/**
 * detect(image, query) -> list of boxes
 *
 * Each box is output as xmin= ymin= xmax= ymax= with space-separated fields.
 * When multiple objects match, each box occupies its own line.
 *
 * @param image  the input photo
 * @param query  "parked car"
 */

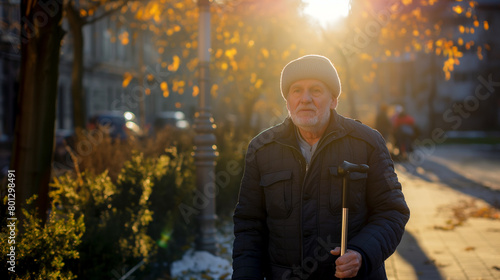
xmin=153 ymin=111 xmax=190 ymax=132
xmin=88 ymin=111 xmax=143 ymax=139
xmin=53 ymin=128 xmax=75 ymax=166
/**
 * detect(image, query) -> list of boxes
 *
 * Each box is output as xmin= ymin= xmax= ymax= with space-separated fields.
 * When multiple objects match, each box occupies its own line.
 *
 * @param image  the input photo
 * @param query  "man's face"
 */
xmin=286 ymin=79 xmax=338 ymax=130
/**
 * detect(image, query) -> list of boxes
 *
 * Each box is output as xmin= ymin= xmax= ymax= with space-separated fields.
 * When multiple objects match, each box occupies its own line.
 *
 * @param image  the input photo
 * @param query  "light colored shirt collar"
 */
xmin=296 ymin=128 xmax=319 ymax=168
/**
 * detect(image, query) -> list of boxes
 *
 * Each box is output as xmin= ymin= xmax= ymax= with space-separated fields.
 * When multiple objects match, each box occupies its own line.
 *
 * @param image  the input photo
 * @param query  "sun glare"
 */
xmin=302 ymin=0 xmax=350 ymax=27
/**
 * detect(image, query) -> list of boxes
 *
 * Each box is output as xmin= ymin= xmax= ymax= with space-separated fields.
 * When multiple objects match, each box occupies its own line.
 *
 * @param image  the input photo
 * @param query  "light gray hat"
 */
xmin=280 ymin=54 xmax=341 ymax=99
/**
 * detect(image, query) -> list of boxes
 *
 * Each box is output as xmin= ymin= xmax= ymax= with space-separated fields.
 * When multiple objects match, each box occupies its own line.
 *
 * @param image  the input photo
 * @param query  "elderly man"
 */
xmin=232 ymin=55 xmax=410 ymax=280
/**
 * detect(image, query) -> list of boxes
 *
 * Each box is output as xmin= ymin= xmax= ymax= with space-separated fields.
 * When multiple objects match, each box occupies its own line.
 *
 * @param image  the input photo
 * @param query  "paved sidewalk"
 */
xmin=386 ymin=163 xmax=500 ymax=280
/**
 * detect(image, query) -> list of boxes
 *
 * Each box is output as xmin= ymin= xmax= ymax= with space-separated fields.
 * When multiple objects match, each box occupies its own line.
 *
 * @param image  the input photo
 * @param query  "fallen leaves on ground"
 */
xmin=434 ymin=199 xmax=500 ymax=231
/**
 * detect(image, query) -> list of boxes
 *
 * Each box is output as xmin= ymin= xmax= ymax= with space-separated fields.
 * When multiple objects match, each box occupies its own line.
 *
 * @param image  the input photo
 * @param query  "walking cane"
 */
xmin=337 ymin=161 xmax=369 ymax=256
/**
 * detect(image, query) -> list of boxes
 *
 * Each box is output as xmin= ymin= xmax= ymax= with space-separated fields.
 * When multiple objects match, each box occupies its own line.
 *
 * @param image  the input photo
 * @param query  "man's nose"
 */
xmin=300 ymin=91 xmax=313 ymax=103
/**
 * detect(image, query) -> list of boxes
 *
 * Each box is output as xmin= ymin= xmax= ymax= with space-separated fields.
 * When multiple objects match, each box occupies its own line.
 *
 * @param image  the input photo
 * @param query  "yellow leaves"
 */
xmin=187 ymin=58 xmax=198 ymax=72
xmin=458 ymin=37 xmax=464 ymax=45
xmin=435 ymin=39 xmax=443 ymax=47
xmin=261 ymin=48 xmax=269 ymax=58
xmin=230 ymin=61 xmax=238 ymax=71
xmin=192 ymin=85 xmax=199 ymax=97
xmin=160 ymin=81 xmax=168 ymax=91
xmin=402 ymin=0 xmax=413 ymax=5
xmin=248 ymin=40 xmax=255 ymax=47
xmin=413 ymin=30 xmax=419 ymax=37
xmin=161 ymin=82 xmax=169 ymax=97
xmin=122 ymin=72 xmax=133 ymax=88
xmin=412 ymin=7 xmax=421 ymax=19
xmin=473 ymin=20 xmax=479 ymax=27
xmin=230 ymin=31 xmax=240 ymax=44
xmin=225 ymin=48 xmax=237 ymax=60
xmin=250 ymin=73 xmax=257 ymax=83
xmin=360 ymin=53 xmax=373 ymax=60
xmin=119 ymin=31 xmax=129 ymax=45
xmin=172 ymin=80 xmax=185 ymax=94
xmin=477 ymin=46 xmax=483 ymax=60
xmin=168 ymin=55 xmax=180 ymax=72
xmin=175 ymin=2 xmax=184 ymax=9
xmin=484 ymin=21 xmax=489 ymax=30
xmin=282 ymin=50 xmax=290 ymax=60
xmin=251 ymin=73 xmax=264 ymax=89
xmin=459 ymin=25 xmax=465 ymax=33
xmin=254 ymin=79 xmax=263 ymax=89
xmin=215 ymin=49 xmax=223 ymax=58
xmin=385 ymin=50 xmax=391 ymax=56
xmin=211 ymin=84 xmax=218 ymax=98
xmin=442 ymin=58 xmax=456 ymax=80
xmin=452 ymin=5 xmax=463 ymax=14
xmin=166 ymin=27 xmax=177 ymax=36
xmin=465 ymin=40 xmax=474 ymax=50
xmin=426 ymin=40 xmax=434 ymax=51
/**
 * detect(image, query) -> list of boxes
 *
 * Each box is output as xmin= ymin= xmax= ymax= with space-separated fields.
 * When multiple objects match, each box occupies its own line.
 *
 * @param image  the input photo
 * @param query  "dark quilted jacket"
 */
xmin=232 ymin=110 xmax=410 ymax=280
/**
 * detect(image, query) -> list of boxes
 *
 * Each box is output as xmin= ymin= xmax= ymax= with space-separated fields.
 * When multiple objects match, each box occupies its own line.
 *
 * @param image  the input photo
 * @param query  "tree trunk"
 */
xmin=66 ymin=2 xmax=86 ymax=130
xmin=12 ymin=0 xmax=64 ymax=223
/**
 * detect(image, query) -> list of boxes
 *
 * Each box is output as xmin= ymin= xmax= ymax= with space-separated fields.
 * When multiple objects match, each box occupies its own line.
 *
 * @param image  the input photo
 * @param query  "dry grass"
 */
xmin=59 ymin=126 xmax=193 ymax=182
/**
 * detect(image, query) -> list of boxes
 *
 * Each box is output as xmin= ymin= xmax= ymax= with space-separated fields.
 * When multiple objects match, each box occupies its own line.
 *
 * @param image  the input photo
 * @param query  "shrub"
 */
xmin=51 ymin=149 xmax=195 ymax=279
xmin=0 ymin=195 xmax=84 ymax=280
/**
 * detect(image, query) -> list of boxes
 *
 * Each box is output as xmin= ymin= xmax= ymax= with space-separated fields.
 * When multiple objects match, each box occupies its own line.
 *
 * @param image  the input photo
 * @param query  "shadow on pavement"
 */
xmin=396 ymin=230 xmax=443 ymax=280
xmin=398 ymin=158 xmax=500 ymax=207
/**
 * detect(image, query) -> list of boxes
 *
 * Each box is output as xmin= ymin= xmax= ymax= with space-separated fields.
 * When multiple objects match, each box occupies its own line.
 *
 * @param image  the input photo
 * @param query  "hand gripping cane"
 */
xmin=337 ymin=161 xmax=369 ymax=256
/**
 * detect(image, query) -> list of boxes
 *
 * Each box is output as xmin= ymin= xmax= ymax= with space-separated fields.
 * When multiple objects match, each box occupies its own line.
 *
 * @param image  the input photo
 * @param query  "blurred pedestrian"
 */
xmin=375 ymin=103 xmax=391 ymax=141
xmin=393 ymin=109 xmax=416 ymax=160
xmin=232 ymin=55 xmax=410 ymax=280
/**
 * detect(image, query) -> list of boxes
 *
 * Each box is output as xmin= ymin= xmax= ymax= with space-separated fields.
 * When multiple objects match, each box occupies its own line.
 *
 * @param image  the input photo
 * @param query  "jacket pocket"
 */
xmin=260 ymin=170 xmax=293 ymax=219
xmin=329 ymin=167 xmax=368 ymax=214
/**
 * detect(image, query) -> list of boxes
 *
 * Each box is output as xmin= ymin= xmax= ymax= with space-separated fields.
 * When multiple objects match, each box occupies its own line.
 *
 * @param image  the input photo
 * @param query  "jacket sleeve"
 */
xmin=348 ymin=132 xmax=410 ymax=276
xmin=232 ymin=143 xmax=268 ymax=280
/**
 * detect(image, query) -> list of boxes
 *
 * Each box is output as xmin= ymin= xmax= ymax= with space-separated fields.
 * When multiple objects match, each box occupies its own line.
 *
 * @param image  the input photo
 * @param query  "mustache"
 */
xmin=295 ymin=106 xmax=317 ymax=112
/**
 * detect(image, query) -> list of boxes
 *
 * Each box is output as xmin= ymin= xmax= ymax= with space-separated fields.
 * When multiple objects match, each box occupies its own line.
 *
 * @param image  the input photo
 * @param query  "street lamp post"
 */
xmin=194 ymin=0 xmax=218 ymax=254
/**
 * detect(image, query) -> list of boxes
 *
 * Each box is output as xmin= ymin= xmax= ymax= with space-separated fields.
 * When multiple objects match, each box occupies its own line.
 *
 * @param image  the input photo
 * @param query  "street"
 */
xmin=386 ymin=144 xmax=500 ymax=280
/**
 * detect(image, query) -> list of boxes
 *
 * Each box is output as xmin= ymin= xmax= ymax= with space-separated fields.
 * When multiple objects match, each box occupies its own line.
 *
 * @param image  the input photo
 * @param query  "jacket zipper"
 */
xmin=276 ymin=130 xmax=338 ymax=273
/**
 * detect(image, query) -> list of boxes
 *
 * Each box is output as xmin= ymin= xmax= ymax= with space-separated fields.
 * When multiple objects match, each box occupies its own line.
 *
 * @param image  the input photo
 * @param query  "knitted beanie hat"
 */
xmin=280 ymin=54 xmax=341 ymax=100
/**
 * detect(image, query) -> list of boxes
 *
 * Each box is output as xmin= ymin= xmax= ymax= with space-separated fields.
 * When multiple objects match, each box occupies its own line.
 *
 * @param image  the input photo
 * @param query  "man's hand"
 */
xmin=330 ymin=247 xmax=362 ymax=278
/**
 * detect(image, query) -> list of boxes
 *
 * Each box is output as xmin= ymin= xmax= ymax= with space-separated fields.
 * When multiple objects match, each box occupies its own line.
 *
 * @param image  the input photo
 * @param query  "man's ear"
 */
xmin=330 ymin=97 xmax=338 ymax=110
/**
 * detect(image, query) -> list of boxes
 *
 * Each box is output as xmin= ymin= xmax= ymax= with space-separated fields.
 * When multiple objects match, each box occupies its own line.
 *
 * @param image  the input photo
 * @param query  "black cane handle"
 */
xmin=337 ymin=161 xmax=369 ymax=176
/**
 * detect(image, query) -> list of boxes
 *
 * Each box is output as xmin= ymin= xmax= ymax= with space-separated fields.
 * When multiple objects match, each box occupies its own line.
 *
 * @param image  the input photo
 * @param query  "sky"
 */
xmin=302 ymin=0 xmax=350 ymax=27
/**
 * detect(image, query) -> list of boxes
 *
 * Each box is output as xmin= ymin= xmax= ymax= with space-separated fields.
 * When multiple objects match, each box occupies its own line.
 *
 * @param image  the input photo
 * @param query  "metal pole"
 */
xmin=194 ymin=0 xmax=218 ymax=254
xmin=341 ymin=175 xmax=348 ymax=256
